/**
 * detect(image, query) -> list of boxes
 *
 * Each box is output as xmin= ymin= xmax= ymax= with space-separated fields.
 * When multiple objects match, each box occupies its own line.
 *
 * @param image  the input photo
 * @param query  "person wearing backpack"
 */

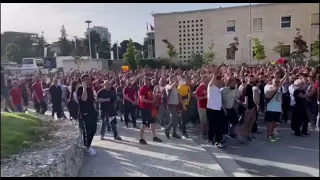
xmin=153 ymin=77 xmax=169 ymax=130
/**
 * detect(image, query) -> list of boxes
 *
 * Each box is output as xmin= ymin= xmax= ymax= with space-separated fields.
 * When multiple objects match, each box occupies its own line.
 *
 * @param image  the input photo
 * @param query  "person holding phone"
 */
xmin=77 ymin=74 xmax=99 ymax=156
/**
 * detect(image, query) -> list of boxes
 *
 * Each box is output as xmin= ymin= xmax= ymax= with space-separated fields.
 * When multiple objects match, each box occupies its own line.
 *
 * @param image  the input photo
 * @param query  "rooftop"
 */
xmin=152 ymin=3 xmax=297 ymax=17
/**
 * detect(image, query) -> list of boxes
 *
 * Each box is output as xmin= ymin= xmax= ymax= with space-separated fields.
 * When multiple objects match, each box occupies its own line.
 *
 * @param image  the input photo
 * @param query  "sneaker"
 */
xmin=86 ymin=147 xmax=97 ymax=156
xmin=100 ymin=136 xmax=106 ymax=140
xmin=114 ymin=136 xmax=122 ymax=140
xmin=301 ymin=133 xmax=310 ymax=136
xmin=206 ymin=140 xmax=214 ymax=145
xmin=272 ymin=134 xmax=280 ymax=140
xmin=267 ymin=136 xmax=276 ymax=143
xmin=107 ymin=126 xmax=111 ymax=132
xmin=249 ymin=134 xmax=256 ymax=139
xmin=153 ymin=137 xmax=163 ymax=142
xmin=182 ymin=133 xmax=189 ymax=139
xmin=125 ymin=125 xmax=129 ymax=128
xmin=215 ymin=142 xmax=224 ymax=148
xmin=160 ymin=127 xmax=166 ymax=131
xmin=139 ymin=139 xmax=147 ymax=145
xmin=172 ymin=133 xmax=181 ymax=139
xmin=120 ymin=118 xmax=124 ymax=122
xmin=133 ymin=126 xmax=140 ymax=129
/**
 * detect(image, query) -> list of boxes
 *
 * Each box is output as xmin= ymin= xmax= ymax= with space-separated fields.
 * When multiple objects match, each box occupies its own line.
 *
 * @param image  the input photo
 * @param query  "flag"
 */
xmin=150 ymin=24 xmax=154 ymax=31
xmin=146 ymin=22 xmax=149 ymax=32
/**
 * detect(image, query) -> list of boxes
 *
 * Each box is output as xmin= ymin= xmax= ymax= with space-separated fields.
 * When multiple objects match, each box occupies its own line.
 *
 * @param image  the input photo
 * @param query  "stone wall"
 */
xmin=1 ymin=113 xmax=84 ymax=177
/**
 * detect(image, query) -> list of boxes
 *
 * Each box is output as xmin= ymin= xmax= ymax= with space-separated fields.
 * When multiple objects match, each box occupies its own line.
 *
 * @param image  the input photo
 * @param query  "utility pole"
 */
xmin=116 ymin=41 xmax=119 ymax=60
xmin=73 ymin=36 xmax=77 ymax=54
xmin=85 ymin=20 xmax=92 ymax=61
xmin=42 ymin=31 xmax=45 ymax=57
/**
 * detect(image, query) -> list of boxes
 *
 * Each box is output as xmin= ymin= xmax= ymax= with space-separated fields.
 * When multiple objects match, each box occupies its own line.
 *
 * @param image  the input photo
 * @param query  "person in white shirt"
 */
xmin=206 ymin=65 xmax=224 ymax=148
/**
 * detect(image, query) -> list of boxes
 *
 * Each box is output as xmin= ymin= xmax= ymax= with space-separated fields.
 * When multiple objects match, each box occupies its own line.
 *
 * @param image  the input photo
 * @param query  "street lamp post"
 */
xmin=116 ymin=41 xmax=119 ymax=60
xmin=73 ymin=36 xmax=77 ymax=54
xmin=41 ymin=31 xmax=45 ymax=57
xmin=248 ymin=3 xmax=252 ymax=67
xmin=85 ymin=20 xmax=92 ymax=60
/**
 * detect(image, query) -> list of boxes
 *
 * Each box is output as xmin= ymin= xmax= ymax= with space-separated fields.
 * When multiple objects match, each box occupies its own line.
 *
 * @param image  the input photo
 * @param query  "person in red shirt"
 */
xmin=123 ymin=79 xmax=138 ymax=128
xmin=194 ymin=75 xmax=209 ymax=139
xmin=32 ymin=76 xmax=47 ymax=114
xmin=138 ymin=77 xmax=162 ymax=144
xmin=9 ymin=80 xmax=24 ymax=112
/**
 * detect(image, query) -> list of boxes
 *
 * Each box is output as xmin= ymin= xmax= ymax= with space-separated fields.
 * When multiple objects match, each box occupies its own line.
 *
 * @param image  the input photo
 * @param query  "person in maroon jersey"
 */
xmin=32 ymin=76 xmax=47 ymax=114
xmin=123 ymin=79 xmax=138 ymax=128
xmin=138 ymin=77 xmax=162 ymax=144
xmin=9 ymin=80 xmax=24 ymax=112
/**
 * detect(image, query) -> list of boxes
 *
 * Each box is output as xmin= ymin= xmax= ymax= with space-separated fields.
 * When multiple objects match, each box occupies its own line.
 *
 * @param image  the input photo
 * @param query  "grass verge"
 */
xmin=1 ymin=112 xmax=51 ymax=158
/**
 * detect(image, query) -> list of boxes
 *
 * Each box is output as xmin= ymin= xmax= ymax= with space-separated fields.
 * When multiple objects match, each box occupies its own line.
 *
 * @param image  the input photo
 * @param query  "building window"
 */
xmin=188 ymin=47 xmax=190 ymax=49
xmin=200 ymin=19 xmax=203 ymax=22
xmin=200 ymin=33 xmax=203 ymax=36
xmin=188 ymin=43 xmax=190 ymax=45
xmin=183 ymin=21 xmax=185 ymax=23
xmin=196 ymin=20 xmax=198 ymax=22
xmin=183 ymin=30 xmax=185 ymax=32
xmin=183 ymin=25 xmax=185 ymax=28
xmin=253 ymin=18 xmax=262 ymax=31
xmin=187 ymin=25 xmax=190 ymax=28
xmin=179 ymin=21 xmax=181 ymax=24
xmin=227 ymin=20 xmax=236 ymax=32
xmin=184 ymin=56 xmax=186 ymax=58
xmin=196 ymin=47 xmax=198 ymax=49
xmin=192 ymin=34 xmax=194 ymax=36
xmin=184 ymin=47 xmax=186 ymax=50
xmin=226 ymin=48 xmax=235 ymax=60
xmin=179 ymin=56 xmax=182 ymax=59
xmin=179 ymin=34 xmax=181 ymax=37
xmin=196 ymin=38 xmax=198 ymax=40
xmin=187 ymin=20 xmax=190 ymax=23
xmin=183 ymin=39 xmax=186 ymax=41
xmin=192 ymin=29 xmax=194 ymax=32
xmin=179 ymin=30 xmax=181 ymax=33
xmin=188 ymin=34 xmax=190 ymax=36
xmin=188 ymin=51 xmax=190 ymax=54
xmin=196 ymin=24 xmax=198 ymax=27
xmin=179 ymin=39 xmax=181 ymax=41
xmin=179 ymin=43 xmax=181 ymax=46
xmin=200 ymin=42 xmax=203 ymax=44
xmin=192 ymin=42 xmax=194 ymax=45
xmin=311 ymin=13 xmax=319 ymax=27
xmin=184 ymin=43 xmax=186 ymax=45
xmin=196 ymin=29 xmax=198 ymax=31
xmin=187 ymin=38 xmax=190 ymax=41
xmin=200 ymin=28 xmax=203 ymax=31
xmin=196 ymin=42 xmax=198 ymax=45
xmin=200 ymin=24 xmax=203 ymax=26
xmin=192 ymin=20 xmax=194 ymax=23
xmin=192 ymin=25 xmax=194 ymax=27
xmin=183 ymin=34 xmax=186 ymax=37
xmin=179 ymin=26 xmax=181 ymax=28
xmin=281 ymin=45 xmax=291 ymax=57
xmin=281 ymin=15 xmax=291 ymax=28
xmin=200 ymin=37 xmax=203 ymax=40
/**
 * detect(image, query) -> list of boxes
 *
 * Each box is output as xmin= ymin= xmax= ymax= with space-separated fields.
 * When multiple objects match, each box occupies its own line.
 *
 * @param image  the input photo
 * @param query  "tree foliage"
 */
xmin=123 ymin=39 xmax=137 ymax=70
xmin=272 ymin=42 xmax=290 ymax=57
xmin=252 ymin=37 xmax=266 ymax=61
xmin=162 ymin=39 xmax=178 ymax=68
xmin=203 ymin=40 xmax=216 ymax=65
xmin=290 ymin=28 xmax=309 ymax=63
xmin=226 ymin=37 xmax=239 ymax=60
xmin=311 ymin=35 xmax=319 ymax=57
xmin=84 ymin=30 xmax=101 ymax=58
xmin=97 ymin=38 xmax=111 ymax=59
xmin=190 ymin=52 xmax=204 ymax=69
xmin=58 ymin=25 xmax=72 ymax=56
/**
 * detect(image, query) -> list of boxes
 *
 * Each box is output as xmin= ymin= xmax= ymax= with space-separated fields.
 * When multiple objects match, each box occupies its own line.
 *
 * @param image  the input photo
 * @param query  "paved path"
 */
xmin=26 ymin=106 xmax=319 ymax=177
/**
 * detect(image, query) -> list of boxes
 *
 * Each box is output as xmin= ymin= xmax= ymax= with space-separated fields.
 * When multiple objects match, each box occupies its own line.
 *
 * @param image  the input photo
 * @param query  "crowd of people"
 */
xmin=1 ymin=62 xmax=319 ymax=156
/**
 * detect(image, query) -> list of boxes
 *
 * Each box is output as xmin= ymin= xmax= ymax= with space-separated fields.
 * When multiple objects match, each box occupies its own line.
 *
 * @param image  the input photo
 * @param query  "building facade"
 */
xmin=88 ymin=26 xmax=112 ymax=43
xmin=153 ymin=3 xmax=319 ymax=64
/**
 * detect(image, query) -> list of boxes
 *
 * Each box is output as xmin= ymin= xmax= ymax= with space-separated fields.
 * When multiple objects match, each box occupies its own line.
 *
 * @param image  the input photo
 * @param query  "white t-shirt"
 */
xmin=207 ymin=85 xmax=222 ymax=110
xmin=288 ymin=84 xmax=296 ymax=106
xmin=264 ymin=84 xmax=272 ymax=94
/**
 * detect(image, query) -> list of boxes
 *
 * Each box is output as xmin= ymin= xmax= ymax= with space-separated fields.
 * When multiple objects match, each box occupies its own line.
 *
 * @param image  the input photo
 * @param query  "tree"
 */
xmin=290 ymin=28 xmax=309 ymax=64
xmin=119 ymin=40 xmax=130 ymax=59
xmin=5 ymin=43 xmax=20 ymax=62
xmin=111 ymin=43 xmax=120 ymax=60
xmin=84 ymin=30 xmax=101 ymax=58
xmin=58 ymin=25 xmax=72 ymax=56
xmin=252 ymin=37 xmax=266 ymax=64
xmin=190 ymin=51 xmax=203 ymax=69
xmin=226 ymin=37 xmax=239 ymax=60
xmin=98 ymin=38 xmax=111 ymax=59
xmin=203 ymin=40 xmax=216 ymax=65
xmin=272 ymin=42 xmax=290 ymax=58
xmin=162 ymin=39 xmax=178 ymax=68
xmin=123 ymin=39 xmax=137 ymax=70
xmin=74 ymin=38 xmax=84 ymax=56
xmin=311 ymin=35 xmax=319 ymax=57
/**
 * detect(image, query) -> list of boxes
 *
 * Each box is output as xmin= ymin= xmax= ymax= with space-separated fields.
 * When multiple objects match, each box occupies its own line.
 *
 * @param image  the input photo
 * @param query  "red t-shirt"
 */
xmin=314 ymin=81 xmax=319 ymax=99
xmin=138 ymin=85 xmax=153 ymax=109
xmin=32 ymin=82 xmax=44 ymax=101
xmin=9 ymin=88 xmax=22 ymax=106
xmin=123 ymin=86 xmax=136 ymax=103
xmin=195 ymin=83 xmax=207 ymax=109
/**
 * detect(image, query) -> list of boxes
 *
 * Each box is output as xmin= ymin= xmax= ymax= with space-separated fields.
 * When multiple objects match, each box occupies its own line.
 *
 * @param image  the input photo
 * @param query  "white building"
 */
xmin=88 ymin=26 xmax=111 ymax=43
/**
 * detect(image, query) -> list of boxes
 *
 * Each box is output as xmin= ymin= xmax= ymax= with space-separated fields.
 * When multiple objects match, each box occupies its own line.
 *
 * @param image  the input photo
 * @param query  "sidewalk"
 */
xmin=79 ymin=121 xmax=227 ymax=177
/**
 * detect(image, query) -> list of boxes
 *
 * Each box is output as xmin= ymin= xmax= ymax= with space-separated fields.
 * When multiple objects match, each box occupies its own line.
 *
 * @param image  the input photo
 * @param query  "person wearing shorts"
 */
xmin=138 ymin=77 xmax=162 ymax=144
xmin=194 ymin=76 xmax=209 ymax=139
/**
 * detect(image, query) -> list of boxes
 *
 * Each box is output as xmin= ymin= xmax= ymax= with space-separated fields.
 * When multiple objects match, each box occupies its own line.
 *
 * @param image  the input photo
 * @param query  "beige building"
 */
xmin=153 ymin=3 xmax=319 ymax=65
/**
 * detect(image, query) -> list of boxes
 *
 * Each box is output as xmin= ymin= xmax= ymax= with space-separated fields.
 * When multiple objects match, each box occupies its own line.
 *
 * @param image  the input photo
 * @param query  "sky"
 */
xmin=1 ymin=3 xmax=256 ymax=45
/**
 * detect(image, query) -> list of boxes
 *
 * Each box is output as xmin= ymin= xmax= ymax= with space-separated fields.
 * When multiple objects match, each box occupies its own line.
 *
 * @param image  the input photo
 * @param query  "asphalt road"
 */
xmin=25 ymin=106 xmax=319 ymax=177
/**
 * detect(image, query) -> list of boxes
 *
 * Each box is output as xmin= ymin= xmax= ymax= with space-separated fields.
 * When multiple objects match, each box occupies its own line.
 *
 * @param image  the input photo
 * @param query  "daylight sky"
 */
xmin=1 ymin=3 xmax=258 ymax=44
